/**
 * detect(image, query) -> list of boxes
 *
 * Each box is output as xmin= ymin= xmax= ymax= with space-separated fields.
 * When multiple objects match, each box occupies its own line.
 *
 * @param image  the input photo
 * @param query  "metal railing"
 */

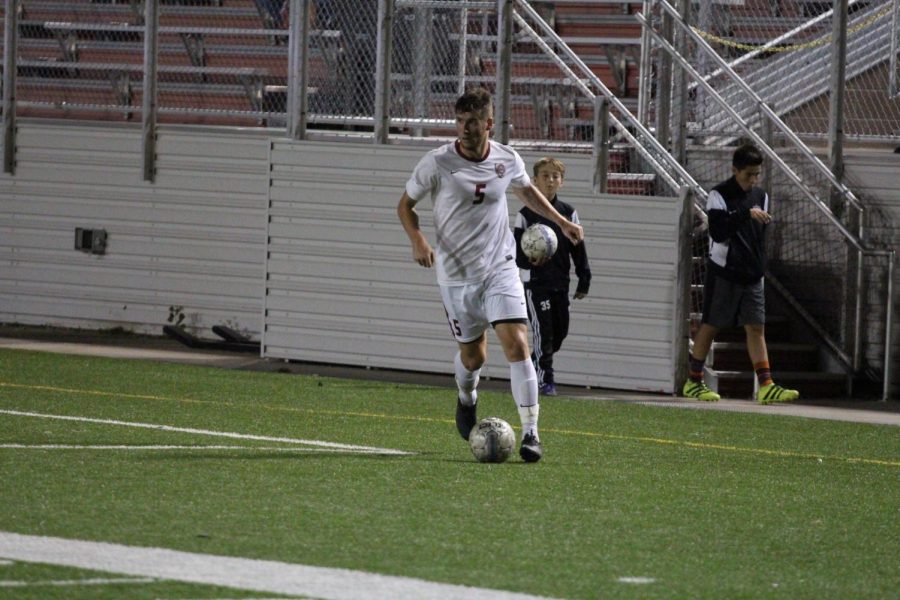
xmin=891 ymin=0 xmax=899 ymax=97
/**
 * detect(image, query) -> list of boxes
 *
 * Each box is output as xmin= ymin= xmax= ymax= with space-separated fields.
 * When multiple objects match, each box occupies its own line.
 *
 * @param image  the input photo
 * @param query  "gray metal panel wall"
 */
xmin=264 ymin=140 xmax=455 ymax=373
xmin=0 ymin=122 xmax=269 ymax=338
xmin=265 ymin=141 xmax=685 ymax=392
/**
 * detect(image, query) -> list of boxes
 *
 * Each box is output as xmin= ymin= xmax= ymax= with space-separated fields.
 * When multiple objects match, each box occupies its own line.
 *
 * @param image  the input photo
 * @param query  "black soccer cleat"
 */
xmin=519 ymin=433 xmax=543 ymax=463
xmin=456 ymin=397 xmax=477 ymax=440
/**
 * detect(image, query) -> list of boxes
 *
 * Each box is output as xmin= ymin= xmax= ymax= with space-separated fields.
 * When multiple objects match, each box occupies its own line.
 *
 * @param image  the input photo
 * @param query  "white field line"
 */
xmin=0 ymin=409 xmax=414 ymax=456
xmin=0 ymin=444 xmax=395 ymax=454
xmin=0 ymin=576 xmax=155 ymax=587
xmin=0 ymin=532 xmax=562 ymax=600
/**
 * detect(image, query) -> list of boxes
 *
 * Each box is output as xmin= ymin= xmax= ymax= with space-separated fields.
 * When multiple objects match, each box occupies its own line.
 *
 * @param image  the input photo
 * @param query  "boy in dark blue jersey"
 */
xmin=514 ymin=157 xmax=591 ymax=396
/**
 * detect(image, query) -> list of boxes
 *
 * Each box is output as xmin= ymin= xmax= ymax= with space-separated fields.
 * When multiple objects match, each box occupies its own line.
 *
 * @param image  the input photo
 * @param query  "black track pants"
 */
xmin=525 ymin=287 xmax=570 ymax=385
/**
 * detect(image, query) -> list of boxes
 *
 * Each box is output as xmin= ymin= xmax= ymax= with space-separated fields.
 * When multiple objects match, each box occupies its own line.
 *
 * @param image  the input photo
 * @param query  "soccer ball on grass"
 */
xmin=520 ymin=223 xmax=558 ymax=262
xmin=468 ymin=417 xmax=516 ymax=463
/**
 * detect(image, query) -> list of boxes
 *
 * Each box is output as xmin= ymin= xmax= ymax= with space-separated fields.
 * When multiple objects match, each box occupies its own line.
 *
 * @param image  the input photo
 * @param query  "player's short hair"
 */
xmin=533 ymin=156 xmax=566 ymax=178
xmin=732 ymin=143 xmax=764 ymax=169
xmin=455 ymin=88 xmax=493 ymax=118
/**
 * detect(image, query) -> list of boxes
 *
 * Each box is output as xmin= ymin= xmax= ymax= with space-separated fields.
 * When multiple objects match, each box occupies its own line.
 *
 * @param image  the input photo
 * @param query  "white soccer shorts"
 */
xmin=439 ymin=261 xmax=527 ymax=343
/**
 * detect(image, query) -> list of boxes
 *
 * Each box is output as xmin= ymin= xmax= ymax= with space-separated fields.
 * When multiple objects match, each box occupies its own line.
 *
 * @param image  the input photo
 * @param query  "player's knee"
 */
xmin=460 ymin=353 xmax=485 ymax=371
xmin=506 ymin=343 xmax=530 ymax=363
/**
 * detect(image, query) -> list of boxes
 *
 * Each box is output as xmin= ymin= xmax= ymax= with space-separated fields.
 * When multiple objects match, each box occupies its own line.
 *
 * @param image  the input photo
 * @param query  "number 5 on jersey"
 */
xmin=473 ymin=183 xmax=486 ymax=205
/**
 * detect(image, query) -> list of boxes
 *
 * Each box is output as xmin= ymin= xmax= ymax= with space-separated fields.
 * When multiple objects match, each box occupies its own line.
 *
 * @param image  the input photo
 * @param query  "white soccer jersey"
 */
xmin=405 ymin=140 xmax=531 ymax=285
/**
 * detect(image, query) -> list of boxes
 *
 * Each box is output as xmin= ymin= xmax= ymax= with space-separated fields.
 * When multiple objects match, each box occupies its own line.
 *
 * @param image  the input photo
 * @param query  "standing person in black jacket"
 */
xmin=514 ymin=157 xmax=591 ymax=396
xmin=683 ymin=143 xmax=799 ymax=404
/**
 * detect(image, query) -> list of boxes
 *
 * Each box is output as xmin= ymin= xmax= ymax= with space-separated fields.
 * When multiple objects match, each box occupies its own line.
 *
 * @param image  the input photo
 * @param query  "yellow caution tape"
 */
xmin=690 ymin=5 xmax=892 ymax=53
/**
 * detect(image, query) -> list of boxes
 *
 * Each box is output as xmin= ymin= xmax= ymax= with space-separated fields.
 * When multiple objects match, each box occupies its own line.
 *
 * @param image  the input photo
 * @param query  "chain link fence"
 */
xmin=308 ymin=0 xmax=377 ymax=124
xmin=384 ymin=1 xmax=471 ymax=136
xmin=5 ymin=1 xmax=644 ymax=141
xmin=6 ymin=1 xmax=896 ymax=142
xmin=3 ymin=0 xmax=671 ymax=193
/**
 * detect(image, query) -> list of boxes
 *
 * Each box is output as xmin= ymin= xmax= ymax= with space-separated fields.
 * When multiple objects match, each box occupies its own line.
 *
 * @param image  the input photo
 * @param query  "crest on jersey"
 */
xmin=495 ymin=163 xmax=506 ymax=178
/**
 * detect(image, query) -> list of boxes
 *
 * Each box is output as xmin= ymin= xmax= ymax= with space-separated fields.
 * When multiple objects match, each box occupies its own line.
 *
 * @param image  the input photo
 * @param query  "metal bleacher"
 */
xmin=549 ymin=0 xmax=642 ymax=95
xmin=12 ymin=0 xmax=648 ymax=154
xmin=14 ymin=0 xmax=301 ymax=125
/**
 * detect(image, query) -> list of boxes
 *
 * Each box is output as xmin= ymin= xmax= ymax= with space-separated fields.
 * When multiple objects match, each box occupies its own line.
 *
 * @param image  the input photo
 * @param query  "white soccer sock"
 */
xmin=518 ymin=404 xmax=540 ymax=441
xmin=509 ymin=358 xmax=539 ymax=439
xmin=454 ymin=351 xmax=480 ymax=406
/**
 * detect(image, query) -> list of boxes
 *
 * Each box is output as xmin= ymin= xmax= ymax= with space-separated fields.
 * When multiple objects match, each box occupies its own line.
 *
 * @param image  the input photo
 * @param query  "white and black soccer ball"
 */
xmin=468 ymin=417 xmax=516 ymax=463
xmin=520 ymin=223 xmax=558 ymax=262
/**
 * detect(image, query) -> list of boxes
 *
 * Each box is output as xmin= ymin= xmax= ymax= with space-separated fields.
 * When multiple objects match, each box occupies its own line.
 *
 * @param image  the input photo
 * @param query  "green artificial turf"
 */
xmin=1 ymin=348 xmax=898 ymax=599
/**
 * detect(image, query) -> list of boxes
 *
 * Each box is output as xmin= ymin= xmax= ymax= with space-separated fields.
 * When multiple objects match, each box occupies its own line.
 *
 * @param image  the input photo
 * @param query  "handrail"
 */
xmin=42 ymin=20 xmax=342 ymax=38
xmin=513 ymin=0 xmax=706 ymax=201
xmin=891 ymin=0 xmax=899 ymax=97
xmin=510 ymin=12 xmax=676 ymax=193
xmin=16 ymin=59 xmax=269 ymax=77
xmin=396 ymin=0 xmax=495 ymax=7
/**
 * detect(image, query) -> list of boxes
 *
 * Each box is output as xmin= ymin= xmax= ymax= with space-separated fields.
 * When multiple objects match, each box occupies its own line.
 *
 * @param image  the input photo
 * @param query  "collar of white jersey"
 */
xmin=454 ymin=139 xmax=491 ymax=163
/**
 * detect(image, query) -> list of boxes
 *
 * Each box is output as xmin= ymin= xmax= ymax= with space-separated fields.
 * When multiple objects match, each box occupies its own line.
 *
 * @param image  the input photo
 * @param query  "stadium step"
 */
xmin=690 ymin=256 xmax=849 ymax=399
xmin=711 ymin=370 xmax=848 ymax=401
xmin=699 ymin=314 xmax=849 ymax=399
xmin=710 ymin=341 xmax=819 ymax=372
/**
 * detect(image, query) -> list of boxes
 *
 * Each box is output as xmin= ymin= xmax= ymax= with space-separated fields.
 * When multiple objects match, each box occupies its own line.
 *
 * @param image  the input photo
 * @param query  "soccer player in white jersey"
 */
xmin=397 ymin=88 xmax=584 ymax=462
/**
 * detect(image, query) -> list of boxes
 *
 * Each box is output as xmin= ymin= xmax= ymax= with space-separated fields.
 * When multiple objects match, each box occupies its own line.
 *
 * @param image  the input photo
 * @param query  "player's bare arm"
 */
xmin=397 ymin=191 xmax=435 ymax=267
xmin=514 ymin=185 xmax=584 ymax=245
